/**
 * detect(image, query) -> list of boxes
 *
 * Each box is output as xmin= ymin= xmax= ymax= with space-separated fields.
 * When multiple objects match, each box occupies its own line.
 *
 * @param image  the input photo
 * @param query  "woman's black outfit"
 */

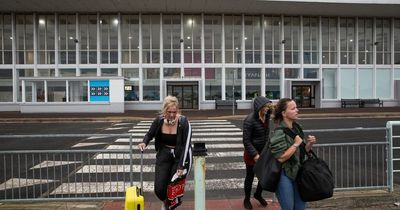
xmin=242 ymin=96 xmax=271 ymax=209
xmin=142 ymin=115 xmax=192 ymax=201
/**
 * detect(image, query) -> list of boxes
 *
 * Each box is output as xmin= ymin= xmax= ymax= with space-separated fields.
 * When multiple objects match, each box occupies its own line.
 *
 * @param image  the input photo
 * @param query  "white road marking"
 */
xmin=72 ymin=142 xmax=108 ymax=148
xmin=30 ymin=161 xmax=83 ymax=169
xmin=0 ymin=178 xmax=58 ymax=190
xmin=94 ymin=151 xmax=243 ymax=160
xmin=106 ymin=144 xmax=243 ymax=150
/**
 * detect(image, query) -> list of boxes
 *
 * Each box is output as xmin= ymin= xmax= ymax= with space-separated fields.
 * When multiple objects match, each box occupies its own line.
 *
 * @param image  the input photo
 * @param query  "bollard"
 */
xmin=193 ymin=142 xmax=207 ymax=210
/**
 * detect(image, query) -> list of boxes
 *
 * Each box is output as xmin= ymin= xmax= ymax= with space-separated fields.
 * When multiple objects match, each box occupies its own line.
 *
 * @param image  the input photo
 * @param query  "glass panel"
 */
xmin=37 ymin=15 xmax=55 ymax=64
xmin=340 ymin=68 xmax=356 ymax=98
xmin=265 ymin=68 xmax=280 ymax=99
xmin=101 ymin=68 xmax=118 ymax=76
xmin=204 ymin=15 xmax=222 ymax=63
xmin=376 ymin=18 xmax=391 ymax=65
xmin=183 ymin=15 xmax=202 ymax=63
xmin=244 ymin=16 xmax=261 ymax=64
xmin=395 ymin=68 xmax=400 ymax=79
xmin=80 ymin=68 xmax=97 ymax=77
xmin=358 ymin=68 xmax=373 ymax=98
xmin=123 ymin=68 xmax=139 ymax=78
xmin=264 ymin=16 xmax=281 ymax=64
xmin=395 ymin=19 xmax=400 ymax=64
xmin=303 ymin=17 xmax=319 ymax=64
xmin=59 ymin=69 xmax=76 ymax=77
xmin=47 ymin=81 xmax=66 ymax=102
xmin=164 ymin=68 xmax=180 ymax=78
xmin=121 ymin=15 xmax=140 ymax=64
xmin=142 ymin=15 xmax=160 ymax=64
xmin=205 ymin=68 xmax=222 ymax=100
xmin=0 ymin=69 xmax=13 ymax=102
xmin=124 ymin=80 xmax=139 ymax=101
xmin=245 ymin=68 xmax=261 ymax=100
xmin=358 ymin=18 xmax=373 ymax=64
xmin=29 ymin=81 xmax=45 ymax=102
xmin=284 ymin=16 xmax=300 ymax=64
xmin=79 ymin=14 xmax=97 ymax=64
xmin=321 ymin=17 xmax=337 ymax=64
xmin=224 ymin=15 xmax=242 ymax=63
xmin=16 ymin=15 xmax=34 ymax=64
xmin=225 ymin=68 xmax=241 ymax=100
xmin=17 ymin=69 xmax=34 ymax=102
xmin=304 ymin=68 xmax=318 ymax=79
xmin=340 ymin=17 xmax=355 ymax=64
xmin=284 ymin=68 xmax=300 ymax=79
xmin=59 ymin=15 xmax=76 ymax=64
xmin=69 ymin=81 xmax=88 ymax=102
xmin=37 ymin=69 xmax=55 ymax=77
xmin=163 ymin=15 xmax=181 ymax=64
xmin=322 ymin=68 xmax=337 ymax=99
xmin=143 ymin=68 xmax=160 ymax=101
xmin=376 ymin=69 xmax=391 ymax=98
xmin=184 ymin=68 xmax=201 ymax=78
xmin=0 ymin=14 xmax=12 ymax=64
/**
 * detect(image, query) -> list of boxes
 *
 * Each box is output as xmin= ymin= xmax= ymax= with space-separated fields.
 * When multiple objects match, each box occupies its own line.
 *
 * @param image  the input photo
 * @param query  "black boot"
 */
xmin=243 ymin=198 xmax=253 ymax=209
xmin=254 ymin=193 xmax=268 ymax=207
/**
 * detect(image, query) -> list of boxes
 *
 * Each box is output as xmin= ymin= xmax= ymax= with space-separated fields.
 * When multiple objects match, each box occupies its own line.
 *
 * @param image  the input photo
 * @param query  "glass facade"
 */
xmin=0 ymin=13 xmax=399 ymax=108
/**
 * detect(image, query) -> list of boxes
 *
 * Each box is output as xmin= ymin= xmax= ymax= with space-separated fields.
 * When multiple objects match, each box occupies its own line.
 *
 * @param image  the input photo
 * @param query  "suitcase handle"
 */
xmin=140 ymin=150 xmax=143 ymax=193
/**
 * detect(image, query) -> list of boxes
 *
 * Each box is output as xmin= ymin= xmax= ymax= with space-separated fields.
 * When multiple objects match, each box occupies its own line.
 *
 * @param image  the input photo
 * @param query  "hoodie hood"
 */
xmin=253 ymin=96 xmax=271 ymax=113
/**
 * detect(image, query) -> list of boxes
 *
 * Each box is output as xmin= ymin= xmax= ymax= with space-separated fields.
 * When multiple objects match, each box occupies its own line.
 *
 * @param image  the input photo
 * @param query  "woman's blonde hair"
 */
xmin=162 ymin=95 xmax=180 ymax=115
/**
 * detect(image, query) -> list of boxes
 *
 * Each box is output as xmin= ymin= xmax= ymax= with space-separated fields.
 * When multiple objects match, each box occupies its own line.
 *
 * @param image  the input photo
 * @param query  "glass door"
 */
xmin=292 ymin=85 xmax=314 ymax=108
xmin=167 ymin=81 xmax=198 ymax=109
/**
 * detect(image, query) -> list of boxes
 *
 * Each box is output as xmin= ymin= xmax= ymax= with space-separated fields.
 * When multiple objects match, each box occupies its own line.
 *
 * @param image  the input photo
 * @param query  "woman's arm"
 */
xmin=305 ymin=135 xmax=317 ymax=152
xmin=277 ymin=135 xmax=303 ymax=163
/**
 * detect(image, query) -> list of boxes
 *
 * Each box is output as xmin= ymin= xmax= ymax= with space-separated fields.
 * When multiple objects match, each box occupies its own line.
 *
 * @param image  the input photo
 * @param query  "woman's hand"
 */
xmin=176 ymin=169 xmax=184 ymax=177
xmin=253 ymin=154 xmax=260 ymax=162
xmin=305 ymin=135 xmax=316 ymax=151
xmin=137 ymin=143 xmax=146 ymax=151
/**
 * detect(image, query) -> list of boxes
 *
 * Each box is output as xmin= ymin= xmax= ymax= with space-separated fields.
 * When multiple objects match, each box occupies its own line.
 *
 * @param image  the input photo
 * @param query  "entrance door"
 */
xmin=292 ymin=85 xmax=315 ymax=108
xmin=167 ymin=82 xmax=198 ymax=109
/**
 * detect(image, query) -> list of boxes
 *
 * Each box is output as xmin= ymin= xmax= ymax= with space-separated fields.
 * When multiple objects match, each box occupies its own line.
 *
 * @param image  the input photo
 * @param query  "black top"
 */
xmin=161 ymin=133 xmax=177 ymax=147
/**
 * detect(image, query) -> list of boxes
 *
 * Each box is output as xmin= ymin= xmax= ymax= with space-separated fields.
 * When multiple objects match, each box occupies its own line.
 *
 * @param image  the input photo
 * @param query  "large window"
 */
xmin=143 ymin=68 xmax=160 ymax=101
xmin=123 ymin=68 xmax=139 ymax=101
xmin=376 ymin=18 xmax=391 ymax=65
xmin=340 ymin=68 xmax=356 ymax=98
xmin=224 ymin=15 xmax=242 ymax=63
xmin=17 ymin=69 xmax=34 ymax=102
xmin=59 ymin=15 xmax=76 ymax=64
xmin=100 ymin=15 xmax=118 ymax=64
xmin=358 ymin=18 xmax=373 ymax=64
xmin=266 ymin=68 xmax=280 ymax=99
xmin=340 ymin=17 xmax=356 ymax=64
xmin=47 ymin=81 xmax=66 ymax=102
xmin=183 ymin=15 xmax=201 ymax=63
xmin=0 ymin=14 xmax=12 ymax=64
xmin=121 ymin=15 xmax=139 ymax=64
xmin=303 ymin=17 xmax=319 ymax=64
xmin=245 ymin=68 xmax=261 ymax=100
xmin=69 ymin=81 xmax=88 ymax=102
xmin=79 ymin=14 xmax=97 ymax=64
xmin=0 ymin=69 xmax=12 ymax=102
xmin=376 ymin=69 xmax=391 ymax=98
xmin=322 ymin=68 xmax=337 ymax=99
xmin=395 ymin=19 xmax=400 ymax=64
xmin=142 ymin=15 xmax=160 ymax=64
xmin=16 ymin=14 xmax=34 ymax=64
xmin=321 ymin=17 xmax=337 ymax=64
xmin=225 ymin=68 xmax=241 ymax=100
xmin=244 ymin=16 xmax=261 ymax=64
xmin=163 ymin=15 xmax=181 ymax=63
xmin=205 ymin=68 xmax=222 ymax=100
xmin=284 ymin=16 xmax=300 ymax=64
xmin=204 ymin=15 xmax=222 ymax=63
xmin=264 ymin=16 xmax=281 ymax=64
xmin=358 ymin=68 xmax=373 ymax=98
xmin=37 ymin=15 xmax=55 ymax=64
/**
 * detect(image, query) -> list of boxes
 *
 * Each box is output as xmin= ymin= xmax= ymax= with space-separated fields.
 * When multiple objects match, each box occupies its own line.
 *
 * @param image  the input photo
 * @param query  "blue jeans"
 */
xmin=275 ymin=171 xmax=305 ymax=210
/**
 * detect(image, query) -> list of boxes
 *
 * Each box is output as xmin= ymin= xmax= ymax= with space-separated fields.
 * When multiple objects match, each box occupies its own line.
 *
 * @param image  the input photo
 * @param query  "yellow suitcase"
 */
xmin=125 ymin=151 xmax=144 ymax=210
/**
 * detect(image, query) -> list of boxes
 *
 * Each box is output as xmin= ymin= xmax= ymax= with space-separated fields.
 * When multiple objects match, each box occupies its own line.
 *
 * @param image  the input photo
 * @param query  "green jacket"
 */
xmin=270 ymin=121 xmax=304 ymax=180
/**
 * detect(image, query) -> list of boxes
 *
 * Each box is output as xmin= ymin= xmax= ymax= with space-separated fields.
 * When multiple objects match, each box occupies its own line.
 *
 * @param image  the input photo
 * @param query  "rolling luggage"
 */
xmin=125 ymin=151 xmax=144 ymax=210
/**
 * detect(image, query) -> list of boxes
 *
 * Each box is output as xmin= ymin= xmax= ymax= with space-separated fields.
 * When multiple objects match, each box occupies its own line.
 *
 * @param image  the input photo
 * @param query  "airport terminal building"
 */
xmin=0 ymin=0 xmax=400 ymax=112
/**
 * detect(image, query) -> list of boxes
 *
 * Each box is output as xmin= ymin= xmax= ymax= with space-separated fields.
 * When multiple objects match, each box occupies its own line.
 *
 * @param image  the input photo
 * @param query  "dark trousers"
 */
xmin=244 ymin=164 xmax=263 ymax=199
xmin=154 ymin=146 xmax=179 ymax=201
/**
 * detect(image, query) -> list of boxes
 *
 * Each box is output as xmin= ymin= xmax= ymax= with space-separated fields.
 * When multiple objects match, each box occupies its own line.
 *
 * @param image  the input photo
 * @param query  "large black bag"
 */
xmin=296 ymin=144 xmax=334 ymax=202
xmin=253 ymin=144 xmax=282 ymax=192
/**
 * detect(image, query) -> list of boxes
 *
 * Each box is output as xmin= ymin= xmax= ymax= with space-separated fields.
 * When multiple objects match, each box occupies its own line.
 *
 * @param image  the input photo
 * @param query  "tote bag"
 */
xmin=296 ymin=144 xmax=334 ymax=202
xmin=253 ymin=144 xmax=281 ymax=192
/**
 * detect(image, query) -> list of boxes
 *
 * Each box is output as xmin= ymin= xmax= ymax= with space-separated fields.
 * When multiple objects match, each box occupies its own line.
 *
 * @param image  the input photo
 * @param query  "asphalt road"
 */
xmin=0 ymin=117 xmax=399 ymax=201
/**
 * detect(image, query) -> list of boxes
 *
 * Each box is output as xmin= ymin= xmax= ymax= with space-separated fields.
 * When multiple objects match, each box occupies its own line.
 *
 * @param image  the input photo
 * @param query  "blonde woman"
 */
xmin=138 ymin=95 xmax=192 ymax=209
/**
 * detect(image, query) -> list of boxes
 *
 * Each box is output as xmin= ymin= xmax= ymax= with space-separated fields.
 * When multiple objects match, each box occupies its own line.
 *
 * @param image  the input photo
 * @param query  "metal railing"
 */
xmin=386 ymin=121 xmax=400 ymax=192
xmin=0 ymin=125 xmax=397 ymax=201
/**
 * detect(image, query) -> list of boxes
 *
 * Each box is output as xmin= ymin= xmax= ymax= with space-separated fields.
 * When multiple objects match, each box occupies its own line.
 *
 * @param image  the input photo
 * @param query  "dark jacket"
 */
xmin=142 ymin=115 xmax=193 ymax=172
xmin=243 ymin=96 xmax=272 ymax=158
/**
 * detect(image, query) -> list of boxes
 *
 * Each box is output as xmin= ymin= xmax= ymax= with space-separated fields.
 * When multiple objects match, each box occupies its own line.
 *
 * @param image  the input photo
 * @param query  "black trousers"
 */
xmin=244 ymin=164 xmax=263 ymax=199
xmin=154 ymin=146 xmax=179 ymax=201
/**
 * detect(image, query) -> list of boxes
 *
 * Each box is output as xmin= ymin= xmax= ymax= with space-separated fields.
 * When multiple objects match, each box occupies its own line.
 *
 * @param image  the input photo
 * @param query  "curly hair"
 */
xmin=273 ymin=98 xmax=293 ymax=124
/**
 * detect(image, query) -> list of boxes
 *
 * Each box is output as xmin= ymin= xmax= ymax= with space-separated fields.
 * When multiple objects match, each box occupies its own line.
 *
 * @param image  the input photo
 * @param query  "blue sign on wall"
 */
xmin=90 ymin=80 xmax=110 ymax=102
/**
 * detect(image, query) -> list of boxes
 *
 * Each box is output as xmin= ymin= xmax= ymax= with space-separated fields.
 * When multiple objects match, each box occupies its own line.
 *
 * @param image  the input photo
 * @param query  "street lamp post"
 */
xmin=232 ymin=70 xmax=236 ymax=116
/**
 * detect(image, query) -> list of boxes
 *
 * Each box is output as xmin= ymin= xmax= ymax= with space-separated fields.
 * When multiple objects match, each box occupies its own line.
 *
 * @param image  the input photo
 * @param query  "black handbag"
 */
xmin=253 ymin=143 xmax=282 ymax=192
xmin=296 ymin=143 xmax=334 ymax=202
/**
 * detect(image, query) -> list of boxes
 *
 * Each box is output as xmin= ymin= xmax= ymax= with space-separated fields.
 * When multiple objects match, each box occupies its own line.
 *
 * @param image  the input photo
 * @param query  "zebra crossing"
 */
xmin=1 ymin=119 xmax=255 ymax=199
